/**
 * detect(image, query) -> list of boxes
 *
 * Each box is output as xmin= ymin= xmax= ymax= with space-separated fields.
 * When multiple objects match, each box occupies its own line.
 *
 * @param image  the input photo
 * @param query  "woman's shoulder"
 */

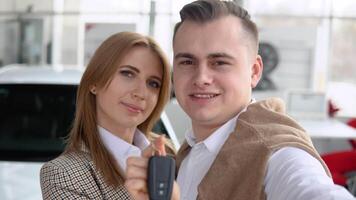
xmin=45 ymin=151 xmax=90 ymax=167
xmin=40 ymin=151 xmax=94 ymax=179
xmin=40 ymin=151 xmax=107 ymax=198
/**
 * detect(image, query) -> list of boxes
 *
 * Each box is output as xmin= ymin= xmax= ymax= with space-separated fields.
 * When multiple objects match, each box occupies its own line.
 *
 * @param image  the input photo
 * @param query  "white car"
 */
xmin=0 ymin=64 xmax=179 ymax=200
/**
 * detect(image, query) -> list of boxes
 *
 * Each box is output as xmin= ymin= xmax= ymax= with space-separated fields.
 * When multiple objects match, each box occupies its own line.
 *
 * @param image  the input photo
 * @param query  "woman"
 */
xmin=40 ymin=32 xmax=171 ymax=199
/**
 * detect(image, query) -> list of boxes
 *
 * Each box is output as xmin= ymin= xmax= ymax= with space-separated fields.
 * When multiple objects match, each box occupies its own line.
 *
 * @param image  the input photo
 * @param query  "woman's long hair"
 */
xmin=65 ymin=32 xmax=171 ymax=186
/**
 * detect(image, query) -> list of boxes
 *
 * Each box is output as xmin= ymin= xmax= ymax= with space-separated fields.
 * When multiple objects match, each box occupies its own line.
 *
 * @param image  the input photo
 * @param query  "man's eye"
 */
xmin=120 ymin=70 xmax=135 ymax=78
xmin=212 ymin=60 xmax=228 ymax=66
xmin=180 ymin=60 xmax=193 ymax=65
xmin=148 ymin=80 xmax=161 ymax=89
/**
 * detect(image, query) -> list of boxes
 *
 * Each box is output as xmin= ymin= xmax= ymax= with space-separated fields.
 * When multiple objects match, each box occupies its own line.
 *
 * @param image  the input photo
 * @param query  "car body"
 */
xmin=0 ymin=64 xmax=179 ymax=200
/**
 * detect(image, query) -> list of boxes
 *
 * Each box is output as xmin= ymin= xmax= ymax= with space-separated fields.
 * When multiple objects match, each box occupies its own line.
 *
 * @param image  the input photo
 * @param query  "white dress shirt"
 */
xmin=177 ymin=114 xmax=355 ymax=200
xmin=177 ymin=115 xmax=239 ymax=200
xmin=265 ymin=147 xmax=355 ymax=200
xmin=98 ymin=126 xmax=150 ymax=173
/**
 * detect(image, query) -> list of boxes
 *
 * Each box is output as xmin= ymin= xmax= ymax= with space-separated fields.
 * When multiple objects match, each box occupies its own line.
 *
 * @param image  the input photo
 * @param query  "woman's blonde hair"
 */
xmin=65 ymin=31 xmax=171 ymax=187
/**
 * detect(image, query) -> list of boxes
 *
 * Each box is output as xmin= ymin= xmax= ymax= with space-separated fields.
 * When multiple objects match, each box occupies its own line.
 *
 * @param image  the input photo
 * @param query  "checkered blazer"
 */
xmin=40 ymin=151 xmax=132 ymax=199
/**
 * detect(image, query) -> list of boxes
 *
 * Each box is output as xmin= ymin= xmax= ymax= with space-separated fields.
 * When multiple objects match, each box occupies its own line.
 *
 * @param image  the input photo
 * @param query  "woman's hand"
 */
xmin=125 ymin=136 xmax=180 ymax=200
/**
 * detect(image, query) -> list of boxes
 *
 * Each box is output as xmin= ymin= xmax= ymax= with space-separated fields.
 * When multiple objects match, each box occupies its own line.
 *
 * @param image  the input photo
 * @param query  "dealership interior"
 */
xmin=0 ymin=0 xmax=356 ymax=199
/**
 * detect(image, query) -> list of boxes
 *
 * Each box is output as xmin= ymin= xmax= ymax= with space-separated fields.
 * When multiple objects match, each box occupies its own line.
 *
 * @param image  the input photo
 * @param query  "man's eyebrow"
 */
xmin=174 ymin=52 xmax=234 ymax=60
xmin=174 ymin=53 xmax=195 ymax=60
xmin=207 ymin=52 xmax=234 ymax=59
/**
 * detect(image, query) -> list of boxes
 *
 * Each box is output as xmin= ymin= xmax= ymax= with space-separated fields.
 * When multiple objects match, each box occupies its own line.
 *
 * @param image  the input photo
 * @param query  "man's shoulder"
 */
xmin=242 ymin=97 xmax=287 ymax=120
xmin=250 ymin=97 xmax=286 ymax=113
xmin=233 ymin=98 xmax=314 ymax=150
xmin=237 ymin=97 xmax=305 ymax=136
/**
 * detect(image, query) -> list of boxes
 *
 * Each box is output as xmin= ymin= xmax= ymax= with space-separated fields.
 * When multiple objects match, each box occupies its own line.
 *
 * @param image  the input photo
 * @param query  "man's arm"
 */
xmin=264 ymin=147 xmax=355 ymax=200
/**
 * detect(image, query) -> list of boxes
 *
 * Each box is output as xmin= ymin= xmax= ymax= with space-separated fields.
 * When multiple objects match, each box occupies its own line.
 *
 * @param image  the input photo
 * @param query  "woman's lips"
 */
xmin=121 ymin=102 xmax=144 ymax=113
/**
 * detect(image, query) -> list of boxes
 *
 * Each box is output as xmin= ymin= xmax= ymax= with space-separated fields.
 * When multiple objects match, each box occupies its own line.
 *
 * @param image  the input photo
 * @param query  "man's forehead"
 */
xmin=173 ymin=20 xmax=256 ymax=57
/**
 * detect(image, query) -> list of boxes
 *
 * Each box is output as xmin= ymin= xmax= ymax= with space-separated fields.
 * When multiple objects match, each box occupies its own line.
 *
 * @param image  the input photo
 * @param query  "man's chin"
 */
xmin=190 ymin=114 xmax=218 ymax=125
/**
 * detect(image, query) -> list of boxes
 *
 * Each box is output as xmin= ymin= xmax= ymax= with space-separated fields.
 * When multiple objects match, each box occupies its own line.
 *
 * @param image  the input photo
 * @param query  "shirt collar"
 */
xmin=185 ymin=99 xmax=255 ymax=154
xmin=98 ymin=126 xmax=149 ymax=172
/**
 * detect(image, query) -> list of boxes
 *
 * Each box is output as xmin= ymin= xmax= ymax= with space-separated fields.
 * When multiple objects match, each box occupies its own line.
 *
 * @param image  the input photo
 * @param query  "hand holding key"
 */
xmin=125 ymin=136 xmax=180 ymax=200
xmin=147 ymin=155 xmax=175 ymax=200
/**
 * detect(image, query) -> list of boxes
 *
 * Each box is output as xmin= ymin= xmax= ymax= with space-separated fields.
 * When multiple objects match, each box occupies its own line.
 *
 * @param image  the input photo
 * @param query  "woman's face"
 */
xmin=94 ymin=46 xmax=163 ymax=135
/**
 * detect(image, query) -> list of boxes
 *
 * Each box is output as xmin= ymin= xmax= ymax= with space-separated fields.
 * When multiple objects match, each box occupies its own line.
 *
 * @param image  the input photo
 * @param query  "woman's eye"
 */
xmin=148 ymin=80 xmax=161 ymax=89
xmin=120 ymin=70 xmax=135 ymax=78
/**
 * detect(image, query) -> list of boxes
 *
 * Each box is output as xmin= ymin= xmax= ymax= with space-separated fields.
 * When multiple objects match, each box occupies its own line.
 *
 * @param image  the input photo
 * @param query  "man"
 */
xmin=125 ymin=0 xmax=355 ymax=199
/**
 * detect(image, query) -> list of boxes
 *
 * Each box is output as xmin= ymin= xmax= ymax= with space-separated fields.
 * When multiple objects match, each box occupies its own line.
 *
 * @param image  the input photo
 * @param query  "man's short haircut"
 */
xmin=173 ymin=0 xmax=259 ymax=51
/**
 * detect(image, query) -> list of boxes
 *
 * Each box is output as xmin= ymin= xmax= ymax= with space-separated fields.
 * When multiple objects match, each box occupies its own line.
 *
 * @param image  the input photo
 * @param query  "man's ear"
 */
xmin=90 ymin=85 xmax=97 ymax=95
xmin=251 ymin=55 xmax=263 ymax=88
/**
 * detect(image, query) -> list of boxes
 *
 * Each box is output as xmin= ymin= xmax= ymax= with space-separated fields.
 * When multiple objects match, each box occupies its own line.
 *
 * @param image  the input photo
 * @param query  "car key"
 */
xmin=148 ymin=156 xmax=175 ymax=200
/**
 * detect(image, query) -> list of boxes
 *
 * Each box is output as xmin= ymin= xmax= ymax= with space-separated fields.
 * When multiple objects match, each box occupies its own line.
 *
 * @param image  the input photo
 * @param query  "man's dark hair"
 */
xmin=173 ymin=0 xmax=258 ymax=50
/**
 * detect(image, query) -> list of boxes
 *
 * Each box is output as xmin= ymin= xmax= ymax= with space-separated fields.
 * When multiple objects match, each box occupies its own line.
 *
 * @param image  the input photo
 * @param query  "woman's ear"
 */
xmin=90 ymin=85 xmax=97 ymax=95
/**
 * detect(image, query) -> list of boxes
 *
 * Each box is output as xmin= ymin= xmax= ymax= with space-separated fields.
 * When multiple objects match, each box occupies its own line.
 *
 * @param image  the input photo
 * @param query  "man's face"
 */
xmin=173 ymin=15 xmax=263 ymax=132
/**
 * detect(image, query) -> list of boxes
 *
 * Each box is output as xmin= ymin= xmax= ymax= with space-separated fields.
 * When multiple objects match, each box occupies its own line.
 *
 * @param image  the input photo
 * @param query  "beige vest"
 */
xmin=176 ymin=98 xmax=331 ymax=200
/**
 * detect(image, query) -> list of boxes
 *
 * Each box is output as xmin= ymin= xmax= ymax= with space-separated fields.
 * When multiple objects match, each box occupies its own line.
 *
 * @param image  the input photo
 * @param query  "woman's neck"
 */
xmin=99 ymin=124 xmax=137 ymax=144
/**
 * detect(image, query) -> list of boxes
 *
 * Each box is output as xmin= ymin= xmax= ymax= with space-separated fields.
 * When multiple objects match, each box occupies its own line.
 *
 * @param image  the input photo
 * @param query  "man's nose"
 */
xmin=193 ymin=65 xmax=213 ymax=88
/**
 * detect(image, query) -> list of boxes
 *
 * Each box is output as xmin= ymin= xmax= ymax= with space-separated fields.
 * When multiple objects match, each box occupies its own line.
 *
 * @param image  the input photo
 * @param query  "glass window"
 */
xmin=329 ymin=19 xmax=356 ymax=84
xmin=14 ymin=0 xmax=53 ymax=12
xmin=248 ymin=0 xmax=356 ymax=118
xmin=246 ymin=0 xmax=325 ymax=17
xmin=328 ymin=19 xmax=356 ymax=117
xmin=0 ymin=84 xmax=77 ymax=161
xmin=332 ymin=0 xmax=356 ymax=17
xmin=254 ymin=17 xmax=320 ymax=91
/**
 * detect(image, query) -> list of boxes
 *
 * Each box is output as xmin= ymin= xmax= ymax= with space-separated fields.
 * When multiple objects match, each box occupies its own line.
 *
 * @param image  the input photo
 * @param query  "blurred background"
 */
xmin=0 ymin=0 xmax=356 ymax=199
xmin=0 ymin=0 xmax=355 ymax=116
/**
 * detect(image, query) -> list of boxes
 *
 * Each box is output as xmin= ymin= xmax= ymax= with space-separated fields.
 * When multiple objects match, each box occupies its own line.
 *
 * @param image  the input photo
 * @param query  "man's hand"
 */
xmin=125 ymin=136 xmax=180 ymax=200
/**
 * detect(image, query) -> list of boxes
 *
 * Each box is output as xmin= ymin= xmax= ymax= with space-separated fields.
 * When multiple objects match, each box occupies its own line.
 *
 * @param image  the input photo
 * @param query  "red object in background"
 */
xmin=347 ymin=119 xmax=356 ymax=149
xmin=328 ymin=100 xmax=356 ymax=149
xmin=324 ymin=100 xmax=356 ymax=186
xmin=328 ymin=99 xmax=340 ymax=118
xmin=322 ymin=151 xmax=356 ymax=185
xmin=321 ymin=118 xmax=356 ymax=186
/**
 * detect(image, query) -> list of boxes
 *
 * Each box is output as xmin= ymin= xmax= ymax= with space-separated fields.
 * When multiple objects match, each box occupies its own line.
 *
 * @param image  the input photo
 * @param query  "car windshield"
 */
xmin=0 ymin=83 xmax=169 ymax=162
xmin=0 ymin=84 xmax=77 ymax=162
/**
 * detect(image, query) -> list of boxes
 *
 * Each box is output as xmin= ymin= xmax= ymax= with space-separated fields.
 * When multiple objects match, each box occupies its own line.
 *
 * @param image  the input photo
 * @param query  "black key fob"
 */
xmin=148 ymin=156 xmax=175 ymax=200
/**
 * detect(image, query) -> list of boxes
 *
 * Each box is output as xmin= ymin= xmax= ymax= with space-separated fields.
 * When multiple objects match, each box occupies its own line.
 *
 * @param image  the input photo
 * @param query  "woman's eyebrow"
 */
xmin=120 ymin=65 xmax=140 ymax=73
xmin=150 ymin=75 xmax=162 ymax=82
xmin=122 ymin=65 xmax=162 ymax=82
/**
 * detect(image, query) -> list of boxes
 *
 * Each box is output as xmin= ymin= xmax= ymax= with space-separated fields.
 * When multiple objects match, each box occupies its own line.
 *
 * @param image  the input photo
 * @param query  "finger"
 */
xmin=141 ymin=143 xmax=156 ymax=158
xmin=125 ymin=178 xmax=148 ymax=192
xmin=125 ymin=178 xmax=149 ymax=200
xmin=153 ymin=135 xmax=166 ymax=156
xmin=126 ymin=164 xmax=147 ymax=180
xmin=171 ymin=181 xmax=180 ymax=200
xmin=126 ymin=156 xmax=149 ymax=169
